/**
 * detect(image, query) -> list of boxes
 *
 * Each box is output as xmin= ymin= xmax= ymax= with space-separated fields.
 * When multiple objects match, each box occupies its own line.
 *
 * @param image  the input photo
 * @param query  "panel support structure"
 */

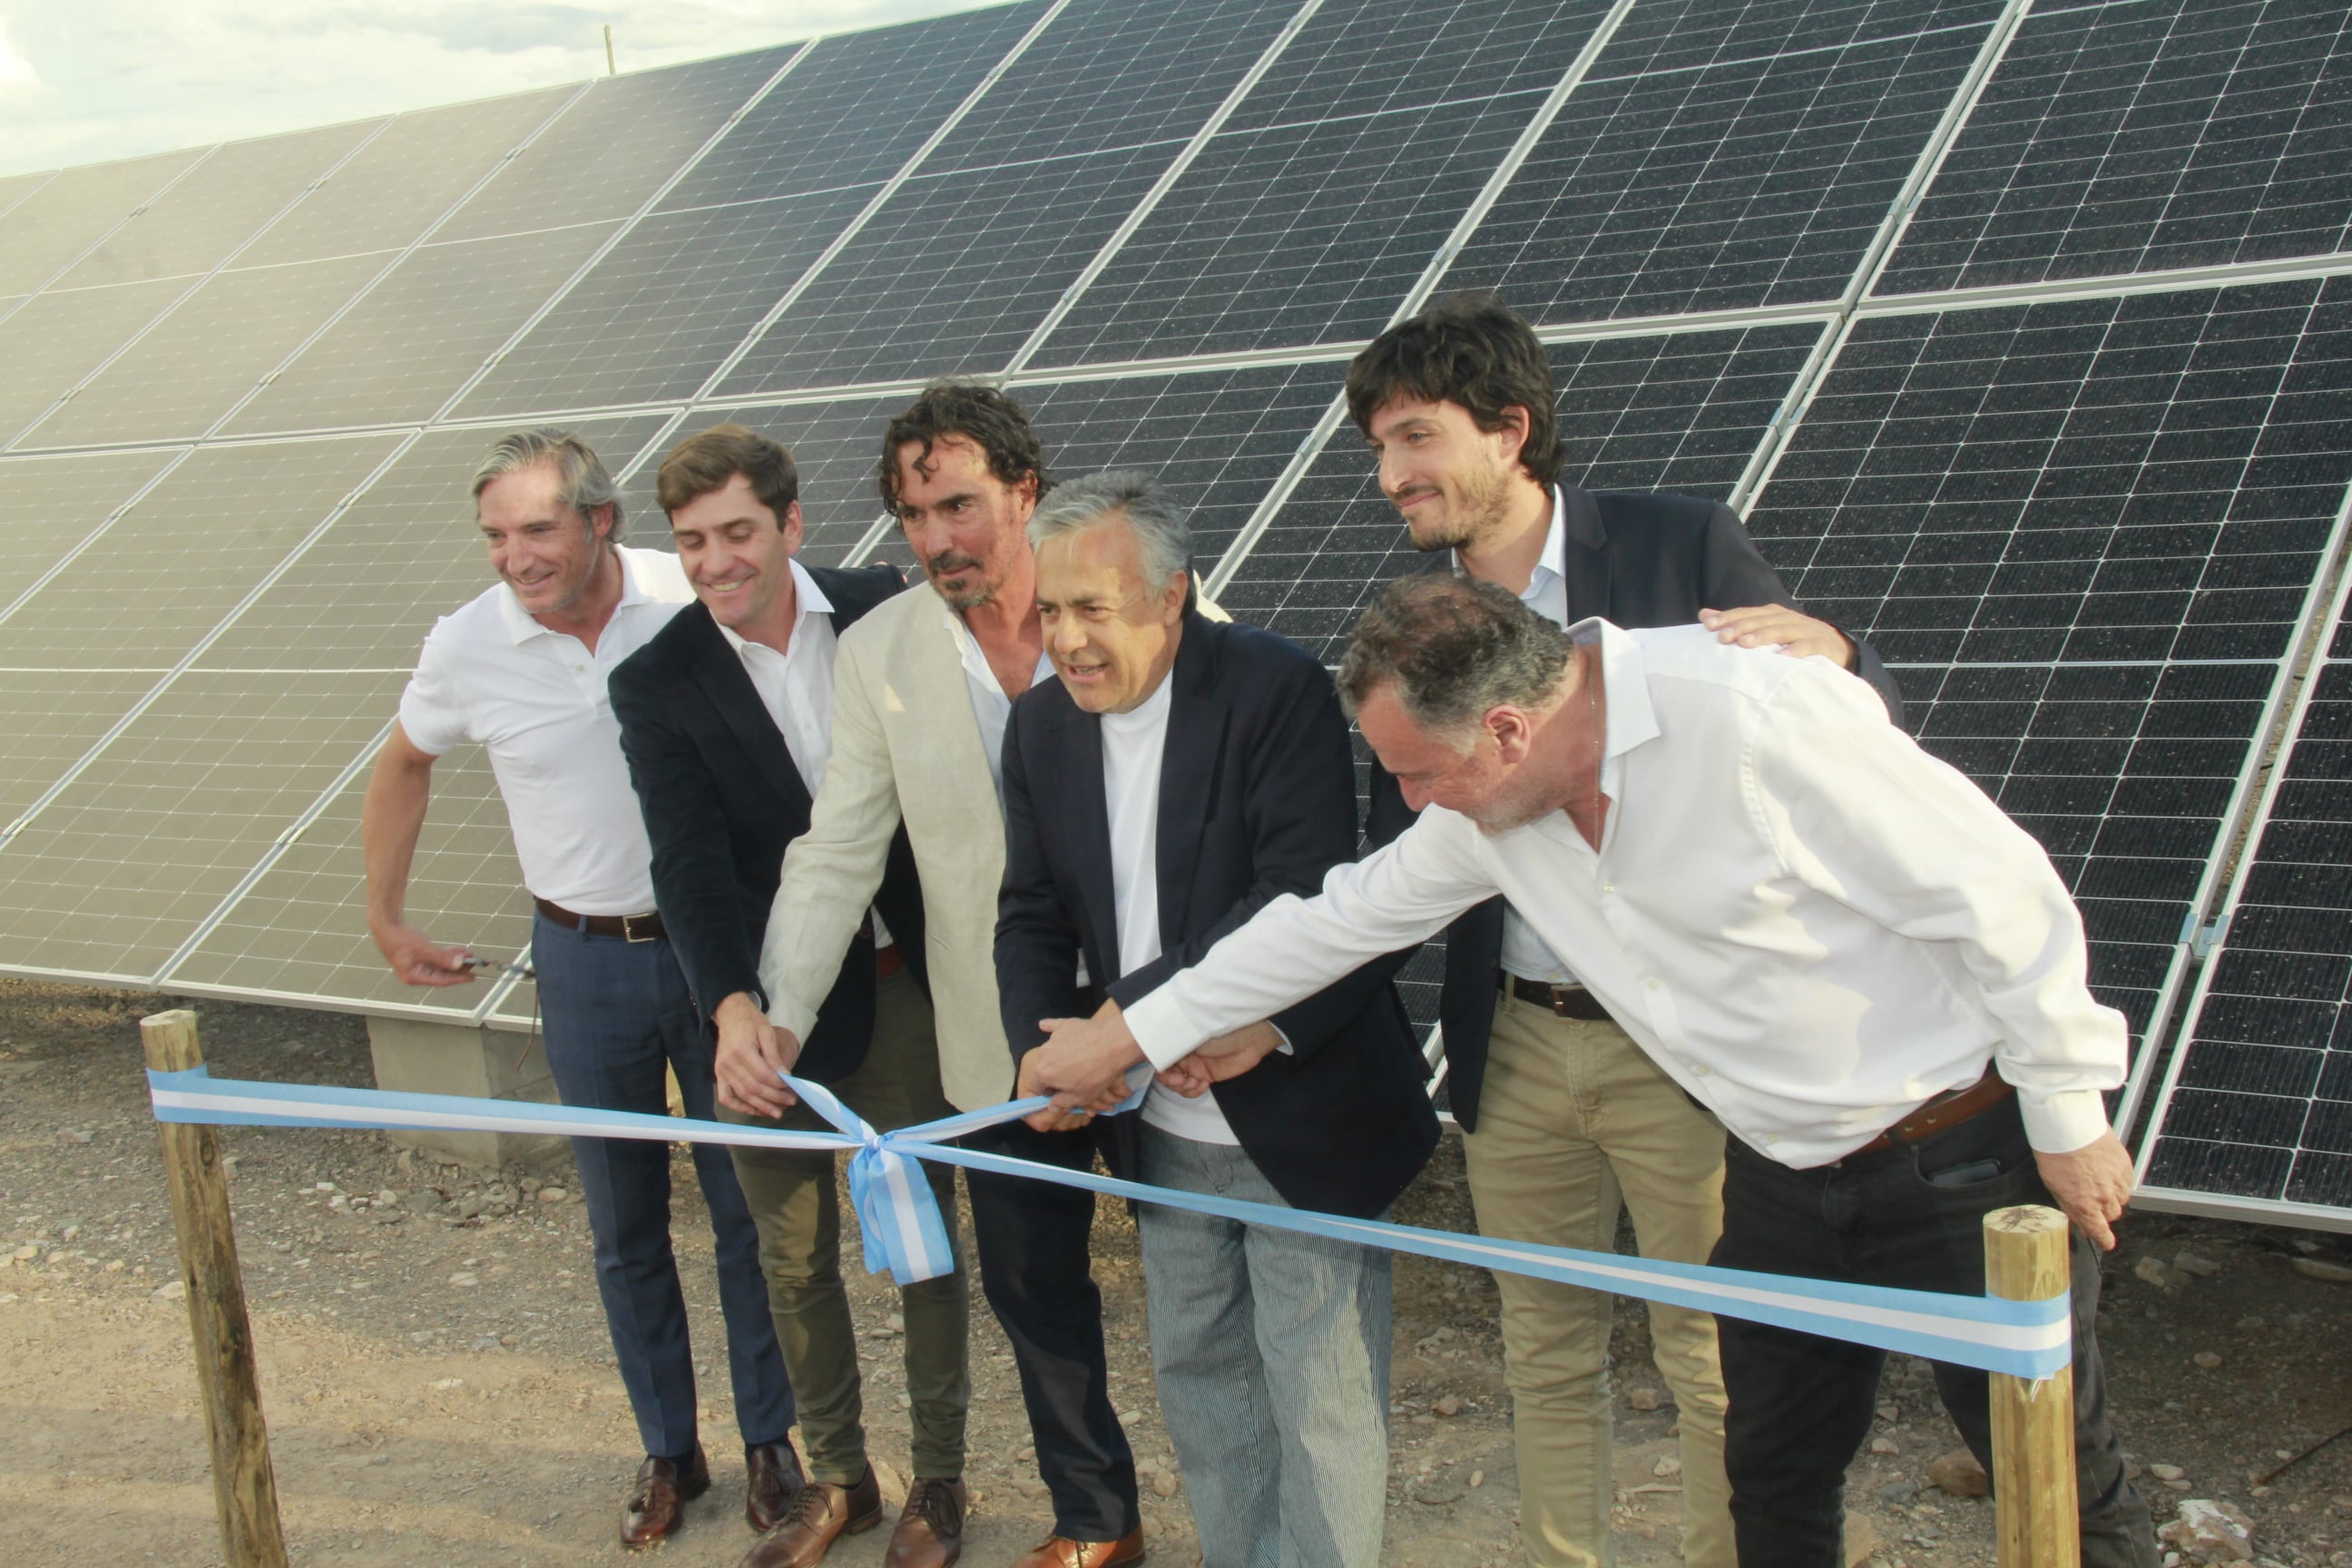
xmin=365 ymin=1014 xmax=565 ymax=1171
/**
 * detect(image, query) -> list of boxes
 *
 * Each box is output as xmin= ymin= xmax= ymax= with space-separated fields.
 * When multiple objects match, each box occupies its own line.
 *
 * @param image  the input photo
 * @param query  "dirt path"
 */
xmin=4 ymin=979 xmax=2349 ymax=1567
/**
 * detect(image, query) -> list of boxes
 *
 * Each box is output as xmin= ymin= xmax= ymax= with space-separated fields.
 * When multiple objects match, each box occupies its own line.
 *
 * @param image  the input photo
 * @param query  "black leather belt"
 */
xmin=1502 ymin=973 xmax=1613 ymax=1022
xmin=534 ymin=898 xmax=665 ymax=942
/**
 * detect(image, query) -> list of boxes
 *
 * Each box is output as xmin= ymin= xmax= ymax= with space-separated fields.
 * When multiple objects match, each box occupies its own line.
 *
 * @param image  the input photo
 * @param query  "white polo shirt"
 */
xmin=397 ymin=544 xmax=694 ymax=915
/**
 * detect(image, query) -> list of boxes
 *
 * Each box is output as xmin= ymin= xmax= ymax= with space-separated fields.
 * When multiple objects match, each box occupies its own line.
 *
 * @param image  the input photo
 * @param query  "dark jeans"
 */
xmin=1710 ymin=1099 xmax=2158 ymax=1568
xmin=533 ymin=909 xmax=795 ymax=1459
xmin=963 ymin=1116 xmax=1142 ymax=1542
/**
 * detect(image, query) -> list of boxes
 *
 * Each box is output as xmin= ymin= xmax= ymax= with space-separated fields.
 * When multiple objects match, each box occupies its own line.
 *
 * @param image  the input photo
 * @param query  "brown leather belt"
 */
xmin=1503 ymin=973 xmax=1613 ymax=1022
xmin=534 ymin=897 xmax=666 ymax=942
xmin=875 ymin=942 xmax=905 ymax=980
xmin=1851 ymin=1063 xmax=2013 ymax=1154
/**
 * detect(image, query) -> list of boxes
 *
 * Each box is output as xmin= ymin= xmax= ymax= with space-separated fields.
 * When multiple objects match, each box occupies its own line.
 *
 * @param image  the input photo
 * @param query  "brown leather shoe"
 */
xmin=741 ymin=1465 xmax=884 ymax=1568
xmin=1005 ymin=1527 xmax=1146 ymax=1568
xmin=746 ymin=1439 xmax=808 ymax=1532
xmin=887 ymin=1477 xmax=967 ymax=1568
xmin=622 ymin=1445 xmax=711 ymax=1549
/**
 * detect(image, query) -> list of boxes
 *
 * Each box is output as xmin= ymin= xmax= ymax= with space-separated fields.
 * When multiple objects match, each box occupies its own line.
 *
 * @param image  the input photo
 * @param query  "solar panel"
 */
xmin=0 ymin=433 xmax=405 ymax=669
xmin=429 ymin=51 xmax=795 ymax=246
xmin=165 ymin=738 xmax=530 ymax=1017
xmin=219 ymin=222 xmax=628 ymax=436
xmin=1743 ymin=275 xmax=2352 ymax=1050
xmin=450 ymin=15 xmax=1050 ymax=421
xmin=0 ymin=278 xmax=192 ymax=446
xmin=233 ymin=89 xmax=577 ymax=270
xmin=0 ymin=667 xmax=411 ymax=982
xmin=191 ymin=418 xmax=671 ymax=672
xmin=1878 ymin=0 xmax=2352 ymax=299
xmin=1437 ymin=2 xmax=1999 ymax=323
xmin=0 ymin=446 xmax=180 ymax=610
xmin=0 ymin=148 xmax=206 ymax=296
xmin=2135 ymin=575 xmax=2352 ymax=1217
xmin=1220 ymin=323 xmax=1826 ymax=659
xmin=2 ymin=0 xmax=2350 ymax=1218
xmin=1026 ymin=0 xmax=1617 ymax=368
xmin=16 ymin=253 xmax=389 ymax=449
xmin=46 ymin=120 xmax=380 ymax=291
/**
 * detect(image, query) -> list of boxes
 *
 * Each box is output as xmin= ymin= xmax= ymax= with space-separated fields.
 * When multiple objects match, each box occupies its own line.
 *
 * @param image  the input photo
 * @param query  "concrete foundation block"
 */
xmin=366 ymin=1015 xmax=567 ymax=1172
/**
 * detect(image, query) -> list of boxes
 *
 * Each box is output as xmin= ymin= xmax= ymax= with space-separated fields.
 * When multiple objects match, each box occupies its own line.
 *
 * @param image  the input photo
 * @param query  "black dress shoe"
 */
xmin=747 ymin=1438 xmax=808 ymax=1532
xmin=622 ymin=1444 xmax=711 ymax=1549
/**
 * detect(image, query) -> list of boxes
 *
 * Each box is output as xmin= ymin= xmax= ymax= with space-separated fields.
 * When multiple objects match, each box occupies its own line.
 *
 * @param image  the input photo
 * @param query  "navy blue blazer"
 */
xmin=1364 ymin=486 xmax=1906 ymax=1132
xmin=996 ymin=612 xmax=1439 ymax=1220
xmin=612 ymin=562 xmax=927 ymax=1083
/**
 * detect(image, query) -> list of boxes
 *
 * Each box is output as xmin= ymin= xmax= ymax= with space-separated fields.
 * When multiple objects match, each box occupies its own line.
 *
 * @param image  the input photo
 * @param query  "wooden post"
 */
xmin=1985 ymin=1204 xmax=2078 ymax=1568
xmin=142 ymin=1009 xmax=289 ymax=1568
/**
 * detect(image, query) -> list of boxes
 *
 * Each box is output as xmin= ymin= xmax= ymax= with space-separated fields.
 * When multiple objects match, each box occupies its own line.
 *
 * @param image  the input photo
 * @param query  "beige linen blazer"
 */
xmin=757 ymin=578 xmax=1227 ymax=1112
xmin=757 ymin=583 xmax=1019 ymax=1112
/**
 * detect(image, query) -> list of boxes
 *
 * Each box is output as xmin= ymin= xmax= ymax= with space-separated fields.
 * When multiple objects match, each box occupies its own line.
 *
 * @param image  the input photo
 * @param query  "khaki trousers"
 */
xmin=1462 ymin=988 xmax=1732 ymax=1568
xmin=721 ymin=968 xmax=970 ymax=1481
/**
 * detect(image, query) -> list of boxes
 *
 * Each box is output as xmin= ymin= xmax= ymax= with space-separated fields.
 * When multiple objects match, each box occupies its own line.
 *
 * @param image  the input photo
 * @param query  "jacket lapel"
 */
xmin=1050 ymin=697 xmax=1122 ymax=979
xmin=1558 ymin=485 xmax=1612 ymax=624
xmin=681 ymin=605 xmax=813 ymax=812
xmin=1154 ymin=616 xmax=1224 ymax=946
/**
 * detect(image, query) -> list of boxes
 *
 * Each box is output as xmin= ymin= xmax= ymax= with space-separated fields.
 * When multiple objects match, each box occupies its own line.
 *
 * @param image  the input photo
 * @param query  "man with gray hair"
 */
xmin=1027 ymin=573 xmax=2158 ymax=1568
xmin=997 ymin=472 xmax=1437 ymax=1568
xmin=363 ymin=427 xmax=799 ymax=1550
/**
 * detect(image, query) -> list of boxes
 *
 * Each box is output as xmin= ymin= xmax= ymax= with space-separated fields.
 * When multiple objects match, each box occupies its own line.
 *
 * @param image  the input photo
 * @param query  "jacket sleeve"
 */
xmin=1699 ymin=502 xmax=1906 ymax=729
xmin=994 ymin=705 xmax=1084 ymax=1061
xmin=612 ymin=658 xmax=759 ymax=1017
xmin=1105 ymin=655 xmax=1399 ymax=1062
xmin=757 ymin=629 xmax=904 ymax=1041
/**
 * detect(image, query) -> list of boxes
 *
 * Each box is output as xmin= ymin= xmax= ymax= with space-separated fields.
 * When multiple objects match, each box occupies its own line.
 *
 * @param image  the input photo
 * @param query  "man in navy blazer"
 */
xmin=612 ymin=425 xmax=969 ymax=1568
xmin=995 ymin=471 xmax=1438 ymax=1568
xmin=1353 ymin=293 xmax=1906 ymax=1568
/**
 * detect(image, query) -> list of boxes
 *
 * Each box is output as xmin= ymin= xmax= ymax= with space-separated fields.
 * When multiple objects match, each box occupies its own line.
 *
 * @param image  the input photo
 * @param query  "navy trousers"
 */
xmin=964 ymin=1117 xmax=1142 ymax=1542
xmin=532 ymin=909 xmax=795 ymax=1458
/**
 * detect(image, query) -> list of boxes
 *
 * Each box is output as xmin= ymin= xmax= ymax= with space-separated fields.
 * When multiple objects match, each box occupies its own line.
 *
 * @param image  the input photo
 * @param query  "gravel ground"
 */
xmin=3 ymin=977 xmax=2349 ymax=1567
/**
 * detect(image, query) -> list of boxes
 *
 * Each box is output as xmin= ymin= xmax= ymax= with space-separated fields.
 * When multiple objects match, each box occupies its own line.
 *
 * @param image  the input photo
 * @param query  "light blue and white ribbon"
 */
xmin=147 ymin=1066 xmax=2073 ymax=1378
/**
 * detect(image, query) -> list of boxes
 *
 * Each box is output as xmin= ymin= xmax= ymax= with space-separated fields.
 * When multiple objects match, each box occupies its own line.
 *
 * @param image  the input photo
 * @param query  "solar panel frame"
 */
xmin=2133 ymin=519 xmax=2352 ymax=1227
xmin=1876 ymin=0 xmax=2352 ymax=300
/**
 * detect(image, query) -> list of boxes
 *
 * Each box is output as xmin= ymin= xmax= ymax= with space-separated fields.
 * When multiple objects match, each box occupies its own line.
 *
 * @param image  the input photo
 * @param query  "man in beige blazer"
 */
xmin=720 ymin=382 xmax=1147 ymax=1568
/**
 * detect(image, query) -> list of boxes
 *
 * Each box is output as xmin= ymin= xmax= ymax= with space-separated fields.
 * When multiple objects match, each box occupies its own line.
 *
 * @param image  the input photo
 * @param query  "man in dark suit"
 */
xmin=1352 ymin=293 xmax=1906 ymax=1568
xmin=996 ymin=471 xmax=1439 ymax=1568
xmin=611 ymin=424 xmax=967 ymax=1568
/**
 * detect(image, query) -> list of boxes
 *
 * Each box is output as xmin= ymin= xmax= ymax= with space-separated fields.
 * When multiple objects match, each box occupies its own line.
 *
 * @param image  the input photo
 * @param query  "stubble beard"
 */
xmin=1402 ymin=456 xmax=1514 ymax=555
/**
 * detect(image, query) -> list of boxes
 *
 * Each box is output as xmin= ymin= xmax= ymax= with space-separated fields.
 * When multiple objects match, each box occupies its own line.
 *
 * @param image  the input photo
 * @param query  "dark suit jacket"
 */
xmin=1364 ymin=486 xmax=1906 ymax=1132
xmin=997 ymin=612 xmax=1439 ymax=1219
xmin=612 ymin=563 xmax=928 ymax=1083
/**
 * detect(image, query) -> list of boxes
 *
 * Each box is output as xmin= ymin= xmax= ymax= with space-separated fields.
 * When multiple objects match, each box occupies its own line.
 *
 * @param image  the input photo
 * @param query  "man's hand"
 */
xmin=713 ymin=991 xmax=800 ymax=1120
xmin=1029 ymin=1000 xmax=1148 ymax=1116
xmin=1156 ymin=1021 xmax=1283 ymax=1097
xmin=1016 ymin=1047 xmax=1107 ymax=1133
xmin=371 ymin=922 xmax=475 ymax=987
xmin=1700 ymin=605 xmax=1857 ymax=671
xmin=2033 ymin=1130 xmax=2135 ymax=1250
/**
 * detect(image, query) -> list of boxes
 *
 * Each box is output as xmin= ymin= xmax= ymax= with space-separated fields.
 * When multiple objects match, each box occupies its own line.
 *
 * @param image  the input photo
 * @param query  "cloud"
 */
xmin=0 ymin=0 xmax=1004 ymax=178
xmin=0 ymin=17 xmax=41 ymax=90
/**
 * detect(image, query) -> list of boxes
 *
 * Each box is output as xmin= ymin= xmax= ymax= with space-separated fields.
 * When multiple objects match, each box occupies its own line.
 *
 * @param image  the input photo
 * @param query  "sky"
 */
xmin=0 ymin=1 xmax=1003 ymax=179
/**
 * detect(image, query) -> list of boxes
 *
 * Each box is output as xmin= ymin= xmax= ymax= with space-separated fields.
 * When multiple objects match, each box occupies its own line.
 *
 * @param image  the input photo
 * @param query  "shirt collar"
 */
xmin=496 ymin=544 xmax=656 ymax=646
xmin=1565 ymin=614 xmax=1660 ymax=764
xmin=717 ymin=558 xmax=832 ymax=657
xmin=1451 ymin=484 xmax=1568 ymax=603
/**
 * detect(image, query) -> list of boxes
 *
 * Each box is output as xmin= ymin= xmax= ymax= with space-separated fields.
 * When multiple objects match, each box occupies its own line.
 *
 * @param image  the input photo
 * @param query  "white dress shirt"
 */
xmin=1456 ymin=487 xmax=1577 ymax=985
xmin=945 ymin=603 xmax=1055 ymax=806
xmin=398 ymin=544 xmax=693 ymax=914
xmin=1098 ymin=679 xmax=1241 ymax=1145
xmin=1125 ymin=621 xmax=2127 ymax=1169
xmin=719 ymin=561 xmax=892 ymax=946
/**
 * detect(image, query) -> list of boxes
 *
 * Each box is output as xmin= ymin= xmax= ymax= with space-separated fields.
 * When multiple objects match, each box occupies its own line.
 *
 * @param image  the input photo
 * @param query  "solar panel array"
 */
xmin=4 ymin=0 xmax=2350 ymax=1222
